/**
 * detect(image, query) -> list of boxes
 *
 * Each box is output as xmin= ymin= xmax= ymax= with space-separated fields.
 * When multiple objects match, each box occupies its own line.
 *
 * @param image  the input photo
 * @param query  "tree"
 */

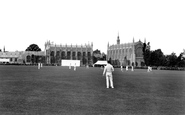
xmin=167 ymin=53 xmax=178 ymax=67
xmin=176 ymin=52 xmax=185 ymax=67
xmin=150 ymin=49 xmax=165 ymax=66
xmin=100 ymin=52 xmax=106 ymax=60
xmin=143 ymin=42 xmax=151 ymax=66
xmin=108 ymin=57 xmax=112 ymax=64
xmin=92 ymin=49 xmax=101 ymax=63
xmin=25 ymin=44 xmax=41 ymax=51
xmin=143 ymin=49 xmax=151 ymax=66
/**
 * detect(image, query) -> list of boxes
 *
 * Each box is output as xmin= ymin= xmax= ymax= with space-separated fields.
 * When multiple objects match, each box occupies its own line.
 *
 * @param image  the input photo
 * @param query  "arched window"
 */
xmin=67 ymin=51 xmax=71 ymax=59
xmin=88 ymin=52 xmax=91 ymax=61
xmin=56 ymin=51 xmax=60 ymax=63
xmin=26 ymin=55 xmax=31 ymax=62
xmin=72 ymin=52 xmax=76 ymax=60
xmin=77 ymin=52 xmax=81 ymax=60
xmin=31 ymin=54 xmax=35 ymax=63
xmin=50 ymin=51 xmax=55 ymax=57
xmin=61 ymin=51 xmax=65 ymax=59
xmin=83 ymin=52 xmax=86 ymax=57
xmin=88 ymin=52 xmax=91 ymax=57
xmin=136 ymin=47 xmax=143 ymax=57
xmin=56 ymin=51 xmax=60 ymax=57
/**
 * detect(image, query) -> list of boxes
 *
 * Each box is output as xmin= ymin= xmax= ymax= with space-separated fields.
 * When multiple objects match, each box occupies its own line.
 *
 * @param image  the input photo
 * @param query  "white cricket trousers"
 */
xmin=106 ymin=73 xmax=114 ymax=88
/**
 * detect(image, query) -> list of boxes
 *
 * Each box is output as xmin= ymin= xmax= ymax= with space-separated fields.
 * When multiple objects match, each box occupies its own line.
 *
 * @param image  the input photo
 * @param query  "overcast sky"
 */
xmin=0 ymin=0 xmax=184 ymax=55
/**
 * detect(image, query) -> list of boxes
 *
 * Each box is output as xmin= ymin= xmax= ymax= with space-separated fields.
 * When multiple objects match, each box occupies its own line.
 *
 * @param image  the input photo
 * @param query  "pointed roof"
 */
xmin=3 ymin=46 xmax=5 ymax=52
xmin=117 ymin=32 xmax=120 ymax=44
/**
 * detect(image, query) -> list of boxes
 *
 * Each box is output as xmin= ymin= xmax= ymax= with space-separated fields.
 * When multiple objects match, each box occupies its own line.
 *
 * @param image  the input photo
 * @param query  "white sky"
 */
xmin=0 ymin=0 xmax=184 ymax=55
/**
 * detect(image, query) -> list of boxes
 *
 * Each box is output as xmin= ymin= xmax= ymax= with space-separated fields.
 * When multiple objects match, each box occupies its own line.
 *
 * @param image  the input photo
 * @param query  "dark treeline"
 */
xmin=143 ymin=43 xmax=185 ymax=67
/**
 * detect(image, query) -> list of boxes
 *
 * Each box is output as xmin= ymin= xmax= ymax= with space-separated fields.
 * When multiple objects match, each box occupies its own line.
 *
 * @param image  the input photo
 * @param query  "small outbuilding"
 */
xmin=93 ymin=60 xmax=107 ymax=67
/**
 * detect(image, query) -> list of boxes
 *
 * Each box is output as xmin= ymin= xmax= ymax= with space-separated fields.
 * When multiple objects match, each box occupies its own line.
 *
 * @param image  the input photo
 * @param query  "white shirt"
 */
xmin=103 ymin=63 xmax=114 ymax=75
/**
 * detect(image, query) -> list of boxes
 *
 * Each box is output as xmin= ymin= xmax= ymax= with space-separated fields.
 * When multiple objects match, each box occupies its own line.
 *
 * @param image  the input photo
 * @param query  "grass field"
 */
xmin=0 ymin=65 xmax=185 ymax=115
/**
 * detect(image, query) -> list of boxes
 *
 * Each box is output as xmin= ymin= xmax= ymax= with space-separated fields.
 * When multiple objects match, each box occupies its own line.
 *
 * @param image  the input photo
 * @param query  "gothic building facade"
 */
xmin=45 ymin=41 xmax=93 ymax=66
xmin=107 ymin=35 xmax=144 ymax=67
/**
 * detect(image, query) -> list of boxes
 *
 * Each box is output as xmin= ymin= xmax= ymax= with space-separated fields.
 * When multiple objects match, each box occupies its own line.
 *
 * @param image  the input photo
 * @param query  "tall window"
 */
xmin=67 ymin=51 xmax=71 ymax=59
xmin=77 ymin=52 xmax=81 ymax=60
xmin=83 ymin=52 xmax=86 ymax=57
xmin=72 ymin=52 xmax=76 ymax=60
xmin=136 ymin=47 xmax=143 ymax=57
xmin=61 ymin=51 xmax=65 ymax=59
xmin=56 ymin=51 xmax=60 ymax=63
xmin=26 ymin=55 xmax=31 ymax=62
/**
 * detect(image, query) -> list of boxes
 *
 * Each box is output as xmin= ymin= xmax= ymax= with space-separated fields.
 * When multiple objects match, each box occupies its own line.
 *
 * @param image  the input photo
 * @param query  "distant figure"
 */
xmin=69 ymin=63 xmax=71 ymax=69
xmin=74 ymin=63 xmax=76 ymax=71
xmin=131 ymin=66 xmax=134 ymax=71
xmin=121 ymin=65 xmax=123 ymax=72
xmin=41 ymin=63 xmax=43 ymax=68
xmin=126 ymin=66 xmax=128 ymax=71
xmin=147 ymin=66 xmax=152 ymax=72
xmin=103 ymin=61 xmax=114 ymax=88
xmin=86 ymin=65 xmax=89 ymax=69
xmin=38 ymin=63 xmax=41 ymax=69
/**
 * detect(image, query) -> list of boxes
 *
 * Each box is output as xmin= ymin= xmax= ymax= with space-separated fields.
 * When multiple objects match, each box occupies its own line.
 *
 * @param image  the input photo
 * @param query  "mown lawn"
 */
xmin=0 ymin=65 xmax=185 ymax=115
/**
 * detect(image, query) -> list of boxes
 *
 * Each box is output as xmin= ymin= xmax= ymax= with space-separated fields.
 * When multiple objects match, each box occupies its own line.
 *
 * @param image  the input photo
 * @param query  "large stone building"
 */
xmin=45 ymin=41 xmax=93 ymax=66
xmin=107 ymin=35 xmax=144 ymax=67
xmin=0 ymin=50 xmax=45 ymax=64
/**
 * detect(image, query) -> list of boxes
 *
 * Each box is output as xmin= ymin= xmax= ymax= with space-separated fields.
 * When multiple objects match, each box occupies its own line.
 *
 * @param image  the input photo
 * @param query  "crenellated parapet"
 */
xmin=45 ymin=40 xmax=93 ymax=66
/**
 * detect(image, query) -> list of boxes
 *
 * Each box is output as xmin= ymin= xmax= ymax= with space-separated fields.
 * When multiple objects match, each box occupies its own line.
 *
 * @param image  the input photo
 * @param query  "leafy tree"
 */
xmin=92 ymin=49 xmax=101 ymax=63
xmin=108 ymin=57 xmax=112 ymax=64
xmin=150 ymin=49 xmax=165 ymax=66
xmin=143 ymin=49 xmax=151 ymax=66
xmin=176 ymin=52 xmax=185 ymax=67
xmin=167 ymin=53 xmax=178 ymax=67
xmin=26 ymin=44 xmax=41 ymax=51
xmin=92 ymin=49 xmax=107 ymax=63
xmin=143 ymin=42 xmax=151 ymax=66
xmin=100 ymin=52 xmax=106 ymax=60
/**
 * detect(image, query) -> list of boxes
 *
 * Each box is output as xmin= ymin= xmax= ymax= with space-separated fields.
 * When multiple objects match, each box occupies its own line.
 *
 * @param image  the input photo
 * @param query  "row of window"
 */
xmin=49 ymin=51 xmax=91 ymax=57
xmin=9 ymin=58 xmax=17 ymax=62
xmin=108 ymin=49 xmax=133 ymax=54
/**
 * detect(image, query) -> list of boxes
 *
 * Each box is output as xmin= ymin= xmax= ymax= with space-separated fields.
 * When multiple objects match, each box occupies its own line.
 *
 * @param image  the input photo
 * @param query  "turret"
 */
xmin=117 ymin=33 xmax=120 ymax=44
xmin=3 ymin=46 xmax=5 ymax=52
xmin=91 ymin=42 xmax=93 ymax=48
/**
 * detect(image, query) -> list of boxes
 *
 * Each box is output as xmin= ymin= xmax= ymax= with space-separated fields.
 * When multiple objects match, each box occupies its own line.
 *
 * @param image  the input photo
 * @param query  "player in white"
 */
xmin=121 ymin=65 xmax=123 ymax=72
xmin=147 ymin=66 xmax=152 ymax=72
xmin=69 ymin=63 xmax=71 ymax=69
xmin=86 ymin=65 xmax=89 ymax=69
xmin=74 ymin=63 xmax=76 ymax=71
xmin=103 ymin=61 xmax=114 ymax=88
xmin=126 ymin=65 xmax=128 ymax=71
xmin=38 ymin=63 xmax=40 ymax=69
xmin=131 ymin=66 xmax=134 ymax=71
